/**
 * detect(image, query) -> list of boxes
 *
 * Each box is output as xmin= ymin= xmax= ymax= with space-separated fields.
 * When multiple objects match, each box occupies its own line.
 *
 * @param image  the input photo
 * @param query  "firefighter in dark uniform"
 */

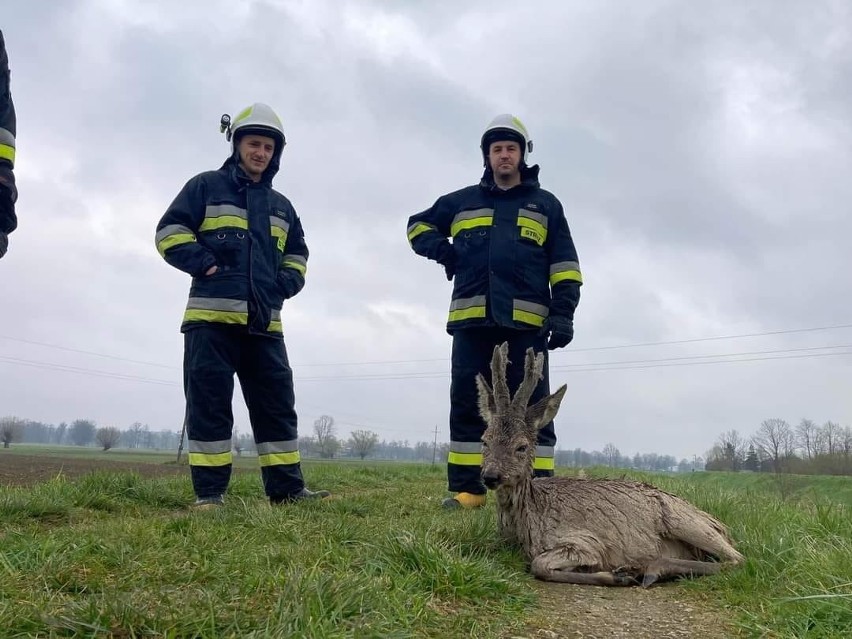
xmin=407 ymin=114 xmax=582 ymax=508
xmin=156 ymin=103 xmax=329 ymax=507
xmin=0 ymin=29 xmax=17 ymax=259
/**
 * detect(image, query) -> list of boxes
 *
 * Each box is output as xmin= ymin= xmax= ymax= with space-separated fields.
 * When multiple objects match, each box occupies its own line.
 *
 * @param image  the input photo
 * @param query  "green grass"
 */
xmin=585 ymin=467 xmax=852 ymax=638
xmin=1 ymin=461 xmax=850 ymax=637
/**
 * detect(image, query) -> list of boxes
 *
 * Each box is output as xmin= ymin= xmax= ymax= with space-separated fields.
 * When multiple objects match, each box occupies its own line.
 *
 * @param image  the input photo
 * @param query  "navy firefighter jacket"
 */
xmin=407 ymin=165 xmax=582 ymax=333
xmin=155 ymin=155 xmax=308 ymax=337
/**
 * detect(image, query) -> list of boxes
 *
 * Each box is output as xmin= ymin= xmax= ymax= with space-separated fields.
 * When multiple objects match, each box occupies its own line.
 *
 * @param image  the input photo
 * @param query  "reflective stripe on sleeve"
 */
xmin=282 ymin=254 xmax=307 ymax=276
xmin=0 ymin=127 xmax=14 ymax=165
xmin=550 ymin=261 xmax=583 ymax=285
xmin=155 ymin=224 xmax=197 ymax=256
xmin=407 ymin=221 xmax=437 ymax=243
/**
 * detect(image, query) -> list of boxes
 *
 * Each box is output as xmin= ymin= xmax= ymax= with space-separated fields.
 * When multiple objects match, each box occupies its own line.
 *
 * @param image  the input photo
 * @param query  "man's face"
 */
xmin=488 ymin=140 xmax=522 ymax=180
xmin=237 ymin=134 xmax=276 ymax=180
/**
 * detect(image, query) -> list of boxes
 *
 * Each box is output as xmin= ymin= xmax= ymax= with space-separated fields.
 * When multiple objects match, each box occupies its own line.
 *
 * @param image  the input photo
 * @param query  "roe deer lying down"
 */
xmin=477 ymin=342 xmax=744 ymax=587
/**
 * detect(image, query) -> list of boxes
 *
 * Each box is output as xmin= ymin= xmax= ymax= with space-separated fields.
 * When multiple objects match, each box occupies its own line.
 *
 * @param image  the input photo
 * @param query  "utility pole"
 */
xmin=431 ymin=425 xmax=439 ymax=466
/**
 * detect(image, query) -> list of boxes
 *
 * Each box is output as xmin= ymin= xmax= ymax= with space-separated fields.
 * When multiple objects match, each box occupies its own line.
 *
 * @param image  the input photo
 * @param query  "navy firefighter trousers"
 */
xmin=448 ymin=327 xmax=557 ymax=494
xmin=184 ymin=326 xmax=306 ymax=500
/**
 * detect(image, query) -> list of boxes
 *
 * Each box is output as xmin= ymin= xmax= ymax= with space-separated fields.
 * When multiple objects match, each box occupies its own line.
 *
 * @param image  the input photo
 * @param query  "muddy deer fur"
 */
xmin=476 ymin=343 xmax=744 ymax=587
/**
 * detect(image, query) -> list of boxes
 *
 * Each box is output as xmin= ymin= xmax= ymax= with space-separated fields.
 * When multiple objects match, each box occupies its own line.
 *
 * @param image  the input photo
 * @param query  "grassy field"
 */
xmin=1 ymin=453 xmax=850 ymax=638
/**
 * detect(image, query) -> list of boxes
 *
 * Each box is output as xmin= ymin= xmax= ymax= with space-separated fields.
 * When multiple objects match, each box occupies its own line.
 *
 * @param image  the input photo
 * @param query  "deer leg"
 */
xmin=530 ymin=554 xmax=638 ymax=587
xmin=641 ymin=558 xmax=722 ymax=588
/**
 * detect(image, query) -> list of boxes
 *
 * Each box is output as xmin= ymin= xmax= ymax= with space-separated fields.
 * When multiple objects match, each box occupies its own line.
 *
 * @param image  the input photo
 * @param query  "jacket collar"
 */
xmin=480 ymin=163 xmax=540 ymax=193
xmin=219 ymin=150 xmax=280 ymax=187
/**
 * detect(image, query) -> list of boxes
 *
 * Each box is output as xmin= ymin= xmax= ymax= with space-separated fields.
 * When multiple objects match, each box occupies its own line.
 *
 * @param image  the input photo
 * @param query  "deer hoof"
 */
xmin=641 ymin=572 xmax=660 ymax=588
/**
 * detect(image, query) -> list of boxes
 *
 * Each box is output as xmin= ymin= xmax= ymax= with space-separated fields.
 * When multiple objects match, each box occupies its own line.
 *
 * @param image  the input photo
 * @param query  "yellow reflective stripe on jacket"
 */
xmin=450 ymin=208 xmax=493 ymax=237
xmin=183 ymin=297 xmax=248 ymax=325
xmin=199 ymin=204 xmax=249 ymax=232
xmin=267 ymin=309 xmax=282 ymax=333
xmin=155 ymin=224 xmax=197 ymax=256
xmin=184 ymin=309 xmax=248 ymax=324
xmin=447 ymin=451 xmax=483 ymax=466
xmin=407 ymin=221 xmax=436 ymax=243
xmin=517 ymin=209 xmax=548 ymax=246
xmin=513 ymin=299 xmax=548 ymax=327
xmin=188 ymin=451 xmax=232 ymax=466
xmin=550 ymin=260 xmax=583 ymax=285
xmin=258 ymin=451 xmax=301 ymax=467
xmin=448 ymin=296 xmax=487 ymax=323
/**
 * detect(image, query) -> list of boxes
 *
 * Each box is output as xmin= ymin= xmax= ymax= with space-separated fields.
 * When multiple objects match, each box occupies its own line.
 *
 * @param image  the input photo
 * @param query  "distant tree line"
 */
xmin=1 ymin=413 xmax=694 ymax=471
xmin=706 ymin=419 xmax=852 ymax=476
xmin=0 ymin=417 xmax=182 ymax=451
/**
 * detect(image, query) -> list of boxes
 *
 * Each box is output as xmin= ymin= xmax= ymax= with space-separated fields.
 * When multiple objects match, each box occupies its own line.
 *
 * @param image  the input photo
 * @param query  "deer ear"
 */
xmin=476 ymin=373 xmax=496 ymax=423
xmin=525 ymin=385 xmax=567 ymax=431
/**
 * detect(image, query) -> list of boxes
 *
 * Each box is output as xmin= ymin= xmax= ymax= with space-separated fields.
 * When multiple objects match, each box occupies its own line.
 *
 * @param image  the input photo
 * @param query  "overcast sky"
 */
xmin=2 ymin=0 xmax=851 ymax=461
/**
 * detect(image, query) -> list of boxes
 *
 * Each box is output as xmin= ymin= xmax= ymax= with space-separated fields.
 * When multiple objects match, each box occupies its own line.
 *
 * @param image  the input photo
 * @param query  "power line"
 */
xmin=4 ymin=322 xmax=852 ymax=369
xmin=0 ymin=335 xmax=180 ymax=370
xmin=565 ymin=323 xmax=852 ymax=353
xmin=551 ymin=343 xmax=852 ymax=371
xmin=4 ymin=341 xmax=852 ymax=387
xmin=0 ymin=355 xmax=180 ymax=386
xmin=293 ymin=346 xmax=852 ymax=382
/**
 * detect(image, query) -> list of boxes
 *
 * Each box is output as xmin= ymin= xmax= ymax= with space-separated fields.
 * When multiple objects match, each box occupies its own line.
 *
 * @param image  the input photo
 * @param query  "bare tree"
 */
xmin=752 ymin=418 xmax=793 ymax=473
xmin=795 ymin=419 xmax=818 ymax=460
xmin=349 ymin=430 xmax=379 ymax=460
xmin=55 ymin=421 xmax=67 ymax=445
xmin=126 ymin=422 xmax=145 ymax=449
xmin=313 ymin=415 xmax=340 ymax=459
xmin=716 ymin=430 xmax=747 ymax=471
xmin=0 ymin=416 xmax=24 ymax=448
xmin=819 ymin=421 xmax=842 ymax=456
xmin=602 ymin=443 xmax=620 ymax=467
xmin=95 ymin=426 xmax=122 ymax=451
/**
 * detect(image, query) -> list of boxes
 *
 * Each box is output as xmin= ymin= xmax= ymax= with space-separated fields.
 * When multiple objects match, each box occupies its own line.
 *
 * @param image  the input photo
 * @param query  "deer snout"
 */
xmin=482 ymin=469 xmax=502 ymax=489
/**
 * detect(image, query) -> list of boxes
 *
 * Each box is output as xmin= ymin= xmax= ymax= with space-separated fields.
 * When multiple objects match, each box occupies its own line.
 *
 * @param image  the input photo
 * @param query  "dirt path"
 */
xmin=510 ymin=581 xmax=738 ymax=638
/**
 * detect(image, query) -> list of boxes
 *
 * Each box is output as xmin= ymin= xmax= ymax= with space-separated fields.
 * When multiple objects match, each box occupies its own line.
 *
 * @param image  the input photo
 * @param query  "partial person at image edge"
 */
xmin=0 ymin=29 xmax=18 ymax=259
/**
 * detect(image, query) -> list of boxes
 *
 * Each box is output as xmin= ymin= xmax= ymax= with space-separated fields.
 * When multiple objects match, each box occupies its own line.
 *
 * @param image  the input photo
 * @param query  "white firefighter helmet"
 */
xmin=220 ymin=102 xmax=286 ymax=154
xmin=480 ymin=113 xmax=533 ymax=165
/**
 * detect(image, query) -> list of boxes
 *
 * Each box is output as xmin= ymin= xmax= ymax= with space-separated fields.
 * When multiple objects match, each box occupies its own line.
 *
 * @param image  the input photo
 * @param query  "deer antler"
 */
xmin=511 ymin=347 xmax=543 ymax=413
xmin=489 ymin=342 xmax=511 ymax=412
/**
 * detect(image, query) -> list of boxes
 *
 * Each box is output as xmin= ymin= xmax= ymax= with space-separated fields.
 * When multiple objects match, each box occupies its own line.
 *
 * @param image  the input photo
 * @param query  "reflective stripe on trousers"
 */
xmin=184 ymin=326 xmax=305 ymax=499
xmin=448 ymin=328 xmax=557 ymax=494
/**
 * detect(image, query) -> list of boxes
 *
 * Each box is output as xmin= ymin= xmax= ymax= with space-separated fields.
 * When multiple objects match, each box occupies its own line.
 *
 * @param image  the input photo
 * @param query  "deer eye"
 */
xmin=480 ymin=441 xmax=489 ymax=448
xmin=515 ymin=445 xmax=528 ymax=454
